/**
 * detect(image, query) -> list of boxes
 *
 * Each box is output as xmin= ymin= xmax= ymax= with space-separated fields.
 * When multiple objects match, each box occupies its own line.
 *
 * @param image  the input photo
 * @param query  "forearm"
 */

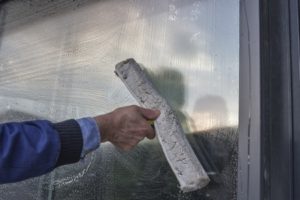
xmin=0 ymin=105 xmax=159 ymax=184
xmin=0 ymin=119 xmax=83 ymax=183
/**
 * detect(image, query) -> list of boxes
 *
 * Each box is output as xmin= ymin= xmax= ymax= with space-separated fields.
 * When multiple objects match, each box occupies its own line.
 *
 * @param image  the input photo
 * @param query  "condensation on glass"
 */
xmin=0 ymin=0 xmax=239 ymax=199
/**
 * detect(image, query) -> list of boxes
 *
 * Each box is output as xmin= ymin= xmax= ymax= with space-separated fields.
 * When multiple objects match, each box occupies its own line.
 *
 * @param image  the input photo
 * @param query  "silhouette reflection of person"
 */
xmin=146 ymin=67 xmax=190 ymax=133
xmin=193 ymin=95 xmax=228 ymax=130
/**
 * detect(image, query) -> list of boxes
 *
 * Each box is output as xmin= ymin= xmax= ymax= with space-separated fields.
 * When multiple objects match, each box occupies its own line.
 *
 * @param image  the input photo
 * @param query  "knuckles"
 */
xmin=110 ymin=105 xmax=156 ymax=151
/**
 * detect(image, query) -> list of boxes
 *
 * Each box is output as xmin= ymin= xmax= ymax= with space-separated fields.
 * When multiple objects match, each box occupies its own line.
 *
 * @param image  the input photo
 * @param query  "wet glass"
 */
xmin=0 ymin=0 xmax=239 ymax=199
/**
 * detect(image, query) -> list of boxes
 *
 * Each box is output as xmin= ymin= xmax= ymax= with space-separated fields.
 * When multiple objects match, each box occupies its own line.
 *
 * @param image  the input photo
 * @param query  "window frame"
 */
xmin=238 ymin=0 xmax=300 ymax=199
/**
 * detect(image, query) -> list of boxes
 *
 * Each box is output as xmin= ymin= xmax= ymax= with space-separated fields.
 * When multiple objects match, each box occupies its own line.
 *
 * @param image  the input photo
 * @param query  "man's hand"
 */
xmin=93 ymin=105 xmax=160 ymax=151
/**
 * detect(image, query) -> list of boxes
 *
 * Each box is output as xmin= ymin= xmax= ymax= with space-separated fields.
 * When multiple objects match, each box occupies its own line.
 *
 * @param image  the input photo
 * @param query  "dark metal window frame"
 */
xmin=238 ymin=0 xmax=300 ymax=199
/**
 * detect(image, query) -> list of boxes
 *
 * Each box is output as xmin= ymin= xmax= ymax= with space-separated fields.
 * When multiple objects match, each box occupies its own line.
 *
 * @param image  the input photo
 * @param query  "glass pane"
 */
xmin=0 ymin=0 xmax=239 ymax=199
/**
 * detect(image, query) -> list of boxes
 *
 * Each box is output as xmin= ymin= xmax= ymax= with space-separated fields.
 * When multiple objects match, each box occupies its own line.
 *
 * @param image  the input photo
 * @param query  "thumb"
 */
xmin=139 ymin=107 xmax=160 ymax=120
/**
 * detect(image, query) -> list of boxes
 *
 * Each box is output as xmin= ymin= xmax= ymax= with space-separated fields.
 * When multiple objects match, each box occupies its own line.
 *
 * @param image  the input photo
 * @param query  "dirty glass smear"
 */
xmin=0 ymin=0 xmax=239 ymax=199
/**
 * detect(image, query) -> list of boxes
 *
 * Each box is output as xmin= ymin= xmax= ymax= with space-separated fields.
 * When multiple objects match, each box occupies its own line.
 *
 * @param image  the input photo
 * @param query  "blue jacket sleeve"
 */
xmin=0 ymin=119 xmax=83 ymax=184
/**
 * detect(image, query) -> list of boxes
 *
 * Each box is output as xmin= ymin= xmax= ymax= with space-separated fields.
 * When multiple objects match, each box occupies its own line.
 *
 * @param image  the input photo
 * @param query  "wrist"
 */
xmin=93 ymin=113 xmax=111 ymax=143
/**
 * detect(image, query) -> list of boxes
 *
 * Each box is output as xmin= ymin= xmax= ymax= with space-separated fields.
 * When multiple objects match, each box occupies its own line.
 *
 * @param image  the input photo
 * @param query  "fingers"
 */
xmin=121 ymin=125 xmax=154 ymax=141
xmin=98 ymin=105 xmax=160 ymax=151
xmin=112 ymin=132 xmax=144 ymax=151
xmin=138 ymin=107 xmax=160 ymax=120
xmin=145 ymin=125 xmax=155 ymax=139
xmin=126 ymin=105 xmax=157 ymax=139
xmin=111 ymin=125 xmax=154 ymax=151
xmin=130 ymin=120 xmax=155 ymax=139
xmin=146 ymin=132 xmax=155 ymax=139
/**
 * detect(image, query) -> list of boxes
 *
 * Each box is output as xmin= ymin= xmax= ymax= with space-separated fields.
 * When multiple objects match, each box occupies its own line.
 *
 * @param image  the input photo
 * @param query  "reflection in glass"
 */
xmin=0 ymin=0 xmax=239 ymax=199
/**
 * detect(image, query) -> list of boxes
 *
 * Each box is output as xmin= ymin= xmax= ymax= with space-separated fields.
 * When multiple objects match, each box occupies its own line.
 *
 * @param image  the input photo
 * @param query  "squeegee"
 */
xmin=114 ymin=58 xmax=210 ymax=192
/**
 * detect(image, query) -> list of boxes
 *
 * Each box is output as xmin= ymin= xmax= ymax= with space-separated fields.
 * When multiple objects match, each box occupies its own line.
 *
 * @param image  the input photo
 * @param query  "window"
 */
xmin=0 ymin=0 xmax=239 ymax=199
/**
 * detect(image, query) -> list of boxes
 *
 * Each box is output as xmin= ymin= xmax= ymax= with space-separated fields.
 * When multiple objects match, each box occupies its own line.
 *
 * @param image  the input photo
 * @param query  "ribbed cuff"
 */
xmin=76 ymin=117 xmax=100 ymax=158
xmin=53 ymin=119 xmax=83 ymax=167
